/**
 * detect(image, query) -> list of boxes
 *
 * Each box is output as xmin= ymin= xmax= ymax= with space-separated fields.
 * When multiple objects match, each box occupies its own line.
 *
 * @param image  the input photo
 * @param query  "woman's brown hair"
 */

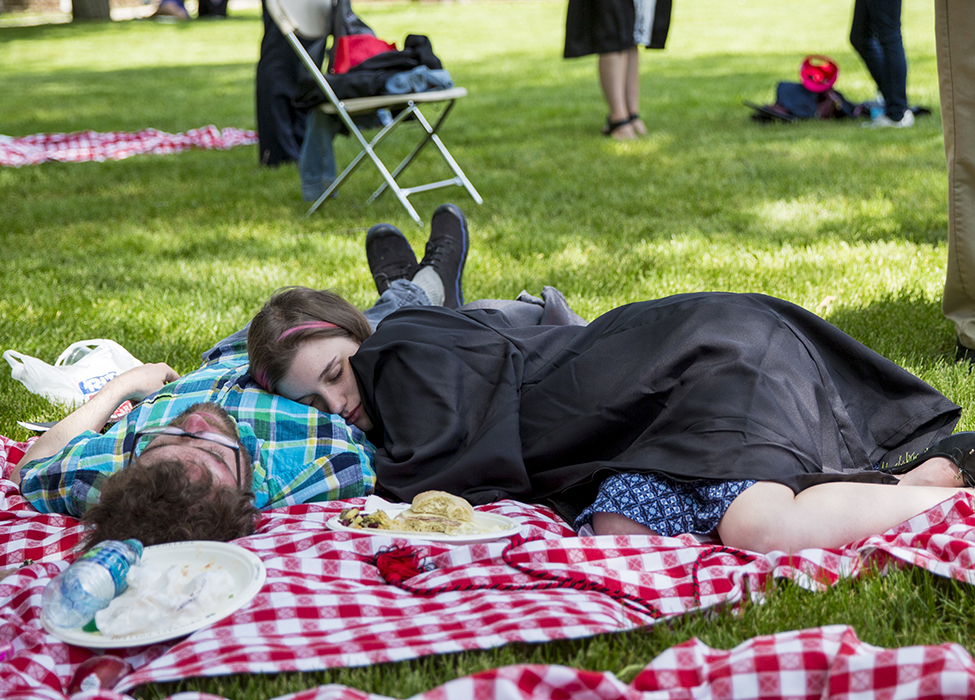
xmin=247 ymin=287 xmax=372 ymax=393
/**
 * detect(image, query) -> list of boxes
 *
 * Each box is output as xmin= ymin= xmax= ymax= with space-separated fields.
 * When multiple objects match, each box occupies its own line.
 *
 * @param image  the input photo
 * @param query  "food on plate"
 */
xmin=336 ymin=492 xmax=503 ymax=536
xmin=338 ymin=508 xmax=397 ymax=529
xmin=396 ymin=512 xmax=473 ymax=535
xmin=410 ymin=490 xmax=475 ymax=522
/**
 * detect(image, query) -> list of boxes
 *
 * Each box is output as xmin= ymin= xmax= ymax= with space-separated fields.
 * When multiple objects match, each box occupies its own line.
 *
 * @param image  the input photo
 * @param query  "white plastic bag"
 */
xmin=3 ymin=339 xmax=143 ymax=408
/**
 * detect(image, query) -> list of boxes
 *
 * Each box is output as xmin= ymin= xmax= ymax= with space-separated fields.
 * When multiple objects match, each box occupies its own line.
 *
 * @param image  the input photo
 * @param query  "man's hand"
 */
xmin=106 ymin=363 xmax=181 ymax=403
xmin=12 ymin=362 xmax=180 ymax=484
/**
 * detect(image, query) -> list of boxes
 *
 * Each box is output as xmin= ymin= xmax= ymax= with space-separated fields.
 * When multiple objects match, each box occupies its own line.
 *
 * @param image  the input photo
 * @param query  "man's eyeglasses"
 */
xmin=128 ymin=426 xmax=242 ymax=488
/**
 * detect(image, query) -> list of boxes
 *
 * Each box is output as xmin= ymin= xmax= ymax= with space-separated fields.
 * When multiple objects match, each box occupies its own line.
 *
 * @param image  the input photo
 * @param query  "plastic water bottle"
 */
xmin=41 ymin=539 xmax=144 ymax=629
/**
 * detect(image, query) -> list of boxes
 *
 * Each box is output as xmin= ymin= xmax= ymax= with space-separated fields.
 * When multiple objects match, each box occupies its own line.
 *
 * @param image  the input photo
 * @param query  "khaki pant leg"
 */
xmin=938 ymin=0 xmax=975 ymax=348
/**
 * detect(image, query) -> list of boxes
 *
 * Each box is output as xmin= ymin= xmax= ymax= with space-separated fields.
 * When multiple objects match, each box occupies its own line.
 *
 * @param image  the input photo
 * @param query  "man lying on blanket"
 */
xmin=10 ymin=215 xmax=469 ymax=550
xmin=13 ymin=208 xmax=583 ymax=550
xmin=11 ymin=356 xmax=377 ymax=548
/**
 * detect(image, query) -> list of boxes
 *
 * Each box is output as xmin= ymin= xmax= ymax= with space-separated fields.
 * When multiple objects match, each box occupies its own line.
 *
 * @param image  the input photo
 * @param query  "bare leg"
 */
xmin=717 ymin=480 xmax=968 ymax=554
xmin=623 ymin=46 xmax=646 ymax=135
xmin=591 ymin=512 xmax=660 ymax=536
xmin=598 ymin=52 xmax=636 ymax=140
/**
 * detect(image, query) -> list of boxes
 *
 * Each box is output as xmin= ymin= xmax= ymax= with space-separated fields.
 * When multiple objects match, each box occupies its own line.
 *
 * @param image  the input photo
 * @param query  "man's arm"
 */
xmin=12 ymin=363 xmax=179 ymax=485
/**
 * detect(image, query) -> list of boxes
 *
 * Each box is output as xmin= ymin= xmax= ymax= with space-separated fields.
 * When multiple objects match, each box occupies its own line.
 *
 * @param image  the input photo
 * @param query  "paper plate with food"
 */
xmin=43 ymin=541 xmax=266 ymax=649
xmin=326 ymin=491 xmax=522 ymax=543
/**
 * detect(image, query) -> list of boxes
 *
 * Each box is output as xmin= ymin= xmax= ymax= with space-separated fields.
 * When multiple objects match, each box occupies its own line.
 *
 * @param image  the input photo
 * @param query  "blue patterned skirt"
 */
xmin=574 ymin=472 xmax=756 ymax=538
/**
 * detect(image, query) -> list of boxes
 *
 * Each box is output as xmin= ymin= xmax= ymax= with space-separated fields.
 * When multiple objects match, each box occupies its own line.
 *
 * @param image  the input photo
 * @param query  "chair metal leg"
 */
xmin=307 ymin=108 xmax=406 ymax=214
xmin=370 ymin=101 xmax=450 ymax=198
xmin=427 ymin=132 xmax=483 ymax=205
xmin=368 ymin=100 xmax=482 ymax=206
xmin=306 ymin=107 xmax=423 ymax=225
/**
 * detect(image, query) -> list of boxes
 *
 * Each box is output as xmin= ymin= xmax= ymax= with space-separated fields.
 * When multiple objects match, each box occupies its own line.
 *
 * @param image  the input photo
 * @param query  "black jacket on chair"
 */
xmin=295 ymin=35 xmax=445 ymax=108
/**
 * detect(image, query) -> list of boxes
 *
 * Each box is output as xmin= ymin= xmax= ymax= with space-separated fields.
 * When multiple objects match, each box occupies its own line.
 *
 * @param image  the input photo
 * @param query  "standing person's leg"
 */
xmin=197 ymin=0 xmax=227 ymax=16
xmin=850 ymin=0 xmax=886 ymax=91
xmin=256 ymin=2 xmax=307 ymax=167
xmin=868 ymin=0 xmax=907 ymax=121
xmin=623 ymin=46 xmax=646 ymax=135
xmin=937 ymin=0 xmax=975 ymax=358
xmin=599 ymin=52 xmax=637 ymax=140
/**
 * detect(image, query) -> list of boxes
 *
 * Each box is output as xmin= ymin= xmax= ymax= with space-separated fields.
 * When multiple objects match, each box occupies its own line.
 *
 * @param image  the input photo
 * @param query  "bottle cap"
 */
xmin=123 ymin=539 xmax=144 ymax=558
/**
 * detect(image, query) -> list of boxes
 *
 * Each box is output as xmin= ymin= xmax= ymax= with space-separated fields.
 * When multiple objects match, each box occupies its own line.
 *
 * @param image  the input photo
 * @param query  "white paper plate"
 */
xmin=326 ymin=506 xmax=522 ymax=544
xmin=43 ymin=541 xmax=266 ymax=649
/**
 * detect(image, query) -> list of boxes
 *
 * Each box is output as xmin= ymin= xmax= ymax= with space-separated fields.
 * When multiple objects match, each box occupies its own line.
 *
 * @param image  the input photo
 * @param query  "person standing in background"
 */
xmin=563 ymin=0 xmax=672 ymax=141
xmin=849 ymin=0 xmax=913 ymax=127
xmin=935 ymin=1 xmax=975 ymax=360
xmin=256 ymin=0 xmax=311 ymax=166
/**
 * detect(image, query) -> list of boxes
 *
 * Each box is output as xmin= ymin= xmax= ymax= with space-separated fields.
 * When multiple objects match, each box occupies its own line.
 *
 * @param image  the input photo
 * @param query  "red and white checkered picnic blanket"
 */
xmin=3 ymin=435 xmax=975 ymax=700
xmin=154 ymin=625 xmax=975 ymax=700
xmin=0 ymin=126 xmax=257 ymax=167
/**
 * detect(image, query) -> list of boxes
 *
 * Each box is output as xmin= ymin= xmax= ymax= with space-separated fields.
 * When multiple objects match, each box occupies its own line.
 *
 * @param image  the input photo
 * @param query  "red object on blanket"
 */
xmin=66 ymin=656 xmax=132 ymax=694
xmin=331 ymin=34 xmax=397 ymax=74
xmin=373 ymin=546 xmax=426 ymax=585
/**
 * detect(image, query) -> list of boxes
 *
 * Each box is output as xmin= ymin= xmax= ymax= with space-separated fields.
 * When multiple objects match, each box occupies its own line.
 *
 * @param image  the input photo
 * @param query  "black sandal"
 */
xmin=882 ymin=432 xmax=975 ymax=487
xmin=629 ymin=113 xmax=647 ymax=135
xmin=602 ymin=116 xmax=633 ymax=137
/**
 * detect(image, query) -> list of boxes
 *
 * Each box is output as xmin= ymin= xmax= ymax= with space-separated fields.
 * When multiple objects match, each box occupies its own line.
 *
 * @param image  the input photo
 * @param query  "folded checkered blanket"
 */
xmin=0 ymin=126 xmax=257 ymax=166
xmin=154 ymin=625 xmax=975 ymax=700
xmin=3 ymin=435 xmax=975 ymax=700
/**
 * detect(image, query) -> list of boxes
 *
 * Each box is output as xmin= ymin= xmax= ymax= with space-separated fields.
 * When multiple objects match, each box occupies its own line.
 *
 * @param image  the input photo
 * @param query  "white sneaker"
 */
xmin=865 ymin=111 xmax=915 ymax=128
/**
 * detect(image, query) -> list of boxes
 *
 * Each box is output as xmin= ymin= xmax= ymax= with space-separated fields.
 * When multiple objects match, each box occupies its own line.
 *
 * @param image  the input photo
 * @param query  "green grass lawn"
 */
xmin=3 ymin=0 xmax=974 ymax=697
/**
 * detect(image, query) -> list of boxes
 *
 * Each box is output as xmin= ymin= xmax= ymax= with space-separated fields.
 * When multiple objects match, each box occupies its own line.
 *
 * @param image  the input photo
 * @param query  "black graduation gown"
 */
xmin=564 ymin=0 xmax=672 ymax=58
xmin=350 ymin=292 xmax=960 ymax=523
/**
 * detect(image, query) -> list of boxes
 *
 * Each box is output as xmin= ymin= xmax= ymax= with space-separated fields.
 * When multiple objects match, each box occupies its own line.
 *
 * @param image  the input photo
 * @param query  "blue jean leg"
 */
xmin=850 ymin=0 xmax=907 ymax=120
xmin=298 ymin=110 xmax=343 ymax=202
xmin=298 ymin=109 xmax=394 ymax=202
xmin=363 ymin=280 xmax=431 ymax=331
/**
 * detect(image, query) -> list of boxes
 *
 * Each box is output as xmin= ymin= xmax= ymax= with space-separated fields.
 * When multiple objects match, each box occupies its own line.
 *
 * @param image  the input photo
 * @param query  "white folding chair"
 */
xmin=265 ymin=0 xmax=483 ymax=225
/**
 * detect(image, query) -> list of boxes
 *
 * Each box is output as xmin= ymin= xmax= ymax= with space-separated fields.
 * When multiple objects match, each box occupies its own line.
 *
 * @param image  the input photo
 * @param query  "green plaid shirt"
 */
xmin=19 ymin=337 xmax=376 ymax=517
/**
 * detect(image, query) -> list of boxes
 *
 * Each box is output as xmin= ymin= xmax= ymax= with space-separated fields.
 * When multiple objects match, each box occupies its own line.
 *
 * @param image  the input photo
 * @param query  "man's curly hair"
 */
xmin=80 ymin=457 xmax=260 ymax=551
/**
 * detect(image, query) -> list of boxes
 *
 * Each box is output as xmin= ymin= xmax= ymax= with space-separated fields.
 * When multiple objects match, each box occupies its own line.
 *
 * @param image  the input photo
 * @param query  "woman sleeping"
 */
xmin=247 ymin=286 xmax=972 ymax=554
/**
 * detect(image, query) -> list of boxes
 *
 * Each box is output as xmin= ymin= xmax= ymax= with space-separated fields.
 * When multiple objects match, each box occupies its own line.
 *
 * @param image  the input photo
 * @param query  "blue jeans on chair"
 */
xmin=850 ymin=0 xmax=907 ymax=121
xmin=298 ymin=109 xmax=391 ymax=202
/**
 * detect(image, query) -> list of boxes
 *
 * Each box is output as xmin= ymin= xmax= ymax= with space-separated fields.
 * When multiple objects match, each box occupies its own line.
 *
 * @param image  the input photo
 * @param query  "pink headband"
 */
xmin=277 ymin=321 xmax=338 ymax=342
xmin=251 ymin=321 xmax=339 ymax=391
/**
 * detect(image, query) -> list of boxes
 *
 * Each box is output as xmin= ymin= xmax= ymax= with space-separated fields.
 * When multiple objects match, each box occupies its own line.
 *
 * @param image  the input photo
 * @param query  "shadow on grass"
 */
xmin=1 ymin=62 xmax=256 ymax=134
xmin=0 ymin=41 xmax=948 ymax=254
xmin=824 ymin=291 xmax=954 ymax=363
